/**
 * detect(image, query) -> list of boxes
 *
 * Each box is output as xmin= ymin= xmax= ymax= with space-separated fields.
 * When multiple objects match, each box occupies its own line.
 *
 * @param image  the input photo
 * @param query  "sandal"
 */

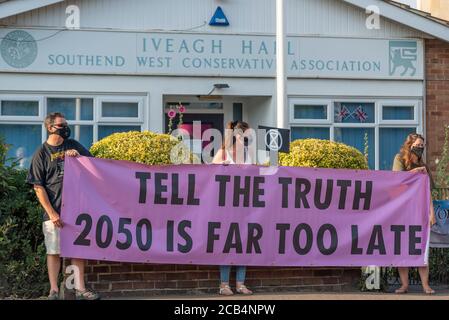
xmin=48 ymin=290 xmax=59 ymax=300
xmin=423 ymin=288 xmax=435 ymax=295
xmin=394 ymin=287 xmax=408 ymax=294
xmin=219 ymin=285 xmax=234 ymax=296
xmin=75 ymin=288 xmax=101 ymax=300
xmin=236 ymin=284 xmax=253 ymax=295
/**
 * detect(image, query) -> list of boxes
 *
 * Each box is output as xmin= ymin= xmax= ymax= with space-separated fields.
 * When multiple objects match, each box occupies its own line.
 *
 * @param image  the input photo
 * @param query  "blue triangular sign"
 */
xmin=209 ymin=6 xmax=229 ymax=26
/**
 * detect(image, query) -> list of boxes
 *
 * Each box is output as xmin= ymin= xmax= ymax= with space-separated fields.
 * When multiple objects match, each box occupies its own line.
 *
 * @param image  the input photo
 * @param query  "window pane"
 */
xmin=0 ymin=124 xmax=42 ymax=168
xmin=98 ymin=125 xmax=141 ymax=140
xmin=1 ymin=100 xmax=38 ymax=116
xmin=68 ymin=125 xmax=93 ymax=150
xmin=334 ymin=102 xmax=375 ymax=123
xmin=293 ymin=105 xmax=327 ymax=120
xmin=81 ymin=99 xmax=94 ymax=120
xmin=334 ymin=127 xmax=375 ymax=169
xmin=102 ymin=102 xmax=138 ymax=117
xmin=379 ymin=127 xmax=416 ymax=170
xmin=47 ymin=98 xmax=93 ymax=120
xmin=383 ymin=106 xmax=414 ymax=120
xmin=291 ymin=127 xmax=329 ymax=140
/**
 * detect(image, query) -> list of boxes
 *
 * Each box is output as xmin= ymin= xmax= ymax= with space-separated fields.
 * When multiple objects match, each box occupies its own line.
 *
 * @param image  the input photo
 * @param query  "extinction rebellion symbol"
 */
xmin=1 ymin=30 xmax=38 ymax=68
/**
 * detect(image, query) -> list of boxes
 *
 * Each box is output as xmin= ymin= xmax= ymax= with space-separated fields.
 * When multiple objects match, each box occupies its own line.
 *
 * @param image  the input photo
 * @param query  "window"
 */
xmin=0 ymin=124 xmax=42 ymax=168
xmin=47 ymin=98 xmax=93 ymax=120
xmin=290 ymin=100 xmax=331 ymax=124
xmin=101 ymin=102 xmax=139 ymax=118
xmin=379 ymin=127 xmax=416 ymax=170
xmin=334 ymin=102 xmax=375 ymax=123
xmin=334 ymin=127 xmax=375 ymax=169
xmin=289 ymin=98 xmax=422 ymax=170
xmin=294 ymin=104 xmax=327 ymax=120
xmin=383 ymin=106 xmax=414 ymax=120
xmin=0 ymin=94 xmax=146 ymax=168
xmin=1 ymin=100 xmax=39 ymax=116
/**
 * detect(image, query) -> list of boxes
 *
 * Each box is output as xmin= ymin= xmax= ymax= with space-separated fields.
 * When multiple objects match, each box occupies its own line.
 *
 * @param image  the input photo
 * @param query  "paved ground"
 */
xmin=111 ymin=286 xmax=449 ymax=300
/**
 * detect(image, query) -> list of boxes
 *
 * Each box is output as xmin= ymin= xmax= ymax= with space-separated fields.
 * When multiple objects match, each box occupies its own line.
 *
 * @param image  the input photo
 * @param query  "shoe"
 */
xmin=48 ymin=290 xmax=59 ymax=300
xmin=394 ymin=287 xmax=408 ymax=294
xmin=236 ymin=284 xmax=253 ymax=295
xmin=75 ymin=288 xmax=101 ymax=300
xmin=219 ymin=285 xmax=234 ymax=296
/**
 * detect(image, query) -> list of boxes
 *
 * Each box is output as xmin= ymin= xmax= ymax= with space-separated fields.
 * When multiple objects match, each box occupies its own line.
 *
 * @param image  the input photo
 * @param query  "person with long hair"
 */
xmin=392 ymin=133 xmax=437 ymax=295
xmin=212 ymin=120 xmax=254 ymax=296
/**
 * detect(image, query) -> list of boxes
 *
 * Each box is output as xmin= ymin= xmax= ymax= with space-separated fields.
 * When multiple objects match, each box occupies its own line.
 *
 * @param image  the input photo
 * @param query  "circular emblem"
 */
xmin=1 ymin=30 xmax=37 ymax=68
xmin=265 ymin=129 xmax=283 ymax=152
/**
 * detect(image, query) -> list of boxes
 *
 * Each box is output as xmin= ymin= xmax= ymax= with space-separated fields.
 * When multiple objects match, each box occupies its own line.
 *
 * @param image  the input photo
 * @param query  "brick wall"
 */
xmin=84 ymin=261 xmax=360 ymax=298
xmin=425 ymin=39 xmax=449 ymax=177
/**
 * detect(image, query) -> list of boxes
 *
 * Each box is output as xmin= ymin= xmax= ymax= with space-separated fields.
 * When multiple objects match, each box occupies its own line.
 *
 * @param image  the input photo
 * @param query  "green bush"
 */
xmin=90 ymin=130 xmax=193 ymax=165
xmin=0 ymin=137 xmax=48 ymax=298
xmin=279 ymin=138 xmax=369 ymax=169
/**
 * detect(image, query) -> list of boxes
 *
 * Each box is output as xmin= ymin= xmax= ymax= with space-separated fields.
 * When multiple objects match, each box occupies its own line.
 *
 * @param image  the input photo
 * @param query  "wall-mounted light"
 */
xmin=197 ymin=83 xmax=230 ymax=100
xmin=205 ymin=83 xmax=230 ymax=96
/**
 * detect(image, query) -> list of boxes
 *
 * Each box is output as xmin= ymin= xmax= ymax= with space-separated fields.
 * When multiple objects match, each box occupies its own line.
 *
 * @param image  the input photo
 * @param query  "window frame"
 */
xmin=0 ymin=95 xmax=44 ymax=121
xmin=97 ymin=96 xmax=144 ymax=123
xmin=378 ymin=100 xmax=419 ymax=125
xmin=289 ymin=99 xmax=332 ymax=124
xmin=0 ymin=94 xmax=147 ymax=165
xmin=289 ymin=97 xmax=423 ymax=170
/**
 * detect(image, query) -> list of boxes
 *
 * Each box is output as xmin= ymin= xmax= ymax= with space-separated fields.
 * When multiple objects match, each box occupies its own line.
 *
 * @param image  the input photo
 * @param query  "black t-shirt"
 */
xmin=27 ymin=139 xmax=92 ymax=221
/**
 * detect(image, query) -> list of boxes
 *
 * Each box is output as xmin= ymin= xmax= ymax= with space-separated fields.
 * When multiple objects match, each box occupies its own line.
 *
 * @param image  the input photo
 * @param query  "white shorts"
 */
xmin=42 ymin=220 xmax=60 ymax=255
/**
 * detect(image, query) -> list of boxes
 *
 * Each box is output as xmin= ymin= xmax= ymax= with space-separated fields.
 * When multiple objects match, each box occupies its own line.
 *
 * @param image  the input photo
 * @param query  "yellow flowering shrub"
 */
xmin=279 ymin=139 xmax=368 ymax=170
xmin=90 ymin=131 xmax=192 ymax=165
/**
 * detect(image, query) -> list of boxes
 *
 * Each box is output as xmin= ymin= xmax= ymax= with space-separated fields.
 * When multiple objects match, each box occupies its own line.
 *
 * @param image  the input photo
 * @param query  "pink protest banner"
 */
xmin=60 ymin=156 xmax=430 ymax=267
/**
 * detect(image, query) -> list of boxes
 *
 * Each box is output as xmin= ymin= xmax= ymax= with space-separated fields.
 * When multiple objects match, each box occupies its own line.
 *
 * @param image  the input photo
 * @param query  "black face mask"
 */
xmin=52 ymin=125 xmax=71 ymax=139
xmin=411 ymin=146 xmax=424 ymax=158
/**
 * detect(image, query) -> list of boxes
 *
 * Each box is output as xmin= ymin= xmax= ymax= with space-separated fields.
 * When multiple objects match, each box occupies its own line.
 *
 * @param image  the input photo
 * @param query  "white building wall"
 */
xmin=0 ymin=72 xmax=424 ymax=133
xmin=1 ymin=0 xmax=431 ymax=39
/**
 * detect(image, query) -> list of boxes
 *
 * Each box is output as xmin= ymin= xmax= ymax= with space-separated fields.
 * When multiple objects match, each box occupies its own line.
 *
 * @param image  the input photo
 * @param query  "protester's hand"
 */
xmin=66 ymin=149 xmax=80 ymax=157
xmin=430 ymin=213 xmax=436 ymax=227
xmin=221 ymin=160 xmax=231 ymax=166
xmin=50 ymin=212 xmax=64 ymax=228
xmin=411 ymin=167 xmax=426 ymax=174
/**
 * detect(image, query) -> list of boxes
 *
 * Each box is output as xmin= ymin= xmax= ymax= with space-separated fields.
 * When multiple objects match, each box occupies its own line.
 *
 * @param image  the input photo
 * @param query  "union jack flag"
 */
xmin=336 ymin=106 xmax=350 ymax=121
xmin=354 ymin=106 xmax=368 ymax=122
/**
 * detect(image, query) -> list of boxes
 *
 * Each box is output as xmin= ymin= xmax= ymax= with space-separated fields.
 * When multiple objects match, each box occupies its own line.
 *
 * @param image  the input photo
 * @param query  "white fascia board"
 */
xmin=0 ymin=0 xmax=65 ymax=20
xmin=342 ymin=0 xmax=449 ymax=42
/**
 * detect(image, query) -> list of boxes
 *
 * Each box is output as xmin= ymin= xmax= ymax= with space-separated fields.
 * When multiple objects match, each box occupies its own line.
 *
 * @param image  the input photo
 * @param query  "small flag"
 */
xmin=354 ymin=106 xmax=368 ymax=122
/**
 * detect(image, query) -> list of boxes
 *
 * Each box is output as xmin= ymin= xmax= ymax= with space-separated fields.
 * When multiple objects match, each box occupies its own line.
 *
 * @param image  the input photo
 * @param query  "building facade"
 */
xmin=0 ymin=0 xmax=448 ymax=296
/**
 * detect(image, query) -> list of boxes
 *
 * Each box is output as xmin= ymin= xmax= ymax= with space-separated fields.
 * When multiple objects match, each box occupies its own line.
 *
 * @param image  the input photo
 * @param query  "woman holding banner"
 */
xmin=392 ymin=133 xmax=437 ymax=295
xmin=212 ymin=121 xmax=255 ymax=296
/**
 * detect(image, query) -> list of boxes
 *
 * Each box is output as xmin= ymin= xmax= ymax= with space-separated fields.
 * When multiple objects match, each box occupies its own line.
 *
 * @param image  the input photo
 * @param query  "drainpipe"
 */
xmin=276 ymin=0 xmax=287 ymax=129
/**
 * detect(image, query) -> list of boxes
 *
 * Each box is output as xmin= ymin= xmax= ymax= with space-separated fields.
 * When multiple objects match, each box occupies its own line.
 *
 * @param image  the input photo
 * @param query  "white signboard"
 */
xmin=0 ymin=28 xmax=424 ymax=79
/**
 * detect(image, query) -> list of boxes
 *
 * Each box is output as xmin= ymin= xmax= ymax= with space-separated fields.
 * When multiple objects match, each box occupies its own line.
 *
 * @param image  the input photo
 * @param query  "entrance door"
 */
xmin=164 ymin=101 xmax=224 ymax=162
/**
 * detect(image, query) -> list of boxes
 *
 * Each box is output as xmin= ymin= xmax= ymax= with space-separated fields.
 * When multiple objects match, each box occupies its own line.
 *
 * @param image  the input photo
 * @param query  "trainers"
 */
xmin=75 ymin=288 xmax=101 ymax=300
xmin=48 ymin=290 xmax=59 ymax=300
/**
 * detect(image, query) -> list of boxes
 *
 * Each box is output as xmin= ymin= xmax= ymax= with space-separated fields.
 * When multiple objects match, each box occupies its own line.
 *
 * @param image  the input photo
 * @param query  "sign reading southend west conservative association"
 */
xmin=60 ymin=156 xmax=431 ymax=267
xmin=0 ymin=28 xmax=423 ymax=79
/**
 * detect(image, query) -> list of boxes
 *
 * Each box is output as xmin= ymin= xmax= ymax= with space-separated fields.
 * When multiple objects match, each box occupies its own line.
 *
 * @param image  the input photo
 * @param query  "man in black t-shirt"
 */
xmin=27 ymin=112 xmax=99 ymax=300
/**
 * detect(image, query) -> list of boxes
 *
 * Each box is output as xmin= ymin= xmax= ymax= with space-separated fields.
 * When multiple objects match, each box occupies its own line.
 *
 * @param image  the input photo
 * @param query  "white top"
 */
xmin=224 ymin=147 xmax=253 ymax=165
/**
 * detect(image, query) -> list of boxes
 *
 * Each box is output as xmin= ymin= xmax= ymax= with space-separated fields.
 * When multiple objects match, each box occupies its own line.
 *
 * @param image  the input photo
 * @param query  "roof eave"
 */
xmin=0 ymin=0 xmax=65 ymax=21
xmin=342 ymin=0 xmax=449 ymax=42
